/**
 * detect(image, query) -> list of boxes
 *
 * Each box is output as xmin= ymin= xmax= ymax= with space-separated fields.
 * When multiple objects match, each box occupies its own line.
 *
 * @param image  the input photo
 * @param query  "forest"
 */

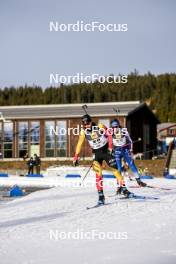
xmin=0 ymin=72 xmax=176 ymax=122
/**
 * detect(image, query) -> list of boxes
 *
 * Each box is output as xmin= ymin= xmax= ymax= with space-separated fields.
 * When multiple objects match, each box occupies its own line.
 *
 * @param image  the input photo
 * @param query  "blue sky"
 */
xmin=0 ymin=0 xmax=175 ymax=88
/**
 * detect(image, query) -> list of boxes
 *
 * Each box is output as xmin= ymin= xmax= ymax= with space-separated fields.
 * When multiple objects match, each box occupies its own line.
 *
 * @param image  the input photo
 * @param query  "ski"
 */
xmin=146 ymin=185 xmax=172 ymax=191
xmin=118 ymin=194 xmax=159 ymax=200
xmin=129 ymin=185 xmax=172 ymax=191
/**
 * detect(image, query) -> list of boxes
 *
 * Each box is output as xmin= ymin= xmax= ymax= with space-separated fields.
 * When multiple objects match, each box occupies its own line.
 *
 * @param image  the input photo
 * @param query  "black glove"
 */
xmin=73 ymin=159 xmax=79 ymax=167
xmin=108 ymin=149 xmax=115 ymax=156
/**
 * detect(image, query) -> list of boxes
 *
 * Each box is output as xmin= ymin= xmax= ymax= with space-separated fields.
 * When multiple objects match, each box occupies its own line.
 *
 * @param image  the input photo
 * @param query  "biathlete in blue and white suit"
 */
xmin=108 ymin=119 xmax=147 ymax=192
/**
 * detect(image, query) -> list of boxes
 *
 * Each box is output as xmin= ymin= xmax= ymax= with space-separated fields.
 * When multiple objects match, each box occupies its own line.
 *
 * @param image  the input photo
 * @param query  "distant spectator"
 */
xmin=0 ymin=152 xmax=3 ymax=159
xmin=27 ymin=157 xmax=34 ymax=175
xmin=34 ymin=154 xmax=41 ymax=174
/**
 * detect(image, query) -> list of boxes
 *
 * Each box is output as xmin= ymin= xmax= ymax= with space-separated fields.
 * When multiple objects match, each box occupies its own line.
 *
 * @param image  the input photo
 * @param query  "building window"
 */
xmin=45 ymin=121 xmax=55 ymax=157
xmin=168 ymin=128 xmax=176 ymax=136
xmin=18 ymin=121 xmax=40 ymax=158
xmin=56 ymin=121 xmax=67 ymax=157
xmin=18 ymin=122 xmax=28 ymax=158
xmin=44 ymin=120 xmax=67 ymax=157
xmin=30 ymin=121 xmax=40 ymax=156
xmin=4 ymin=122 xmax=13 ymax=158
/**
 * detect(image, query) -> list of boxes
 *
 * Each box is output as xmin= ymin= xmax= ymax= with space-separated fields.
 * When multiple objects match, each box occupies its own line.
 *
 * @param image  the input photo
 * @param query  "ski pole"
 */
xmin=123 ymin=137 xmax=141 ymax=148
xmin=113 ymin=137 xmax=141 ymax=149
xmin=80 ymin=163 xmax=93 ymax=186
xmin=113 ymin=107 xmax=120 ymax=115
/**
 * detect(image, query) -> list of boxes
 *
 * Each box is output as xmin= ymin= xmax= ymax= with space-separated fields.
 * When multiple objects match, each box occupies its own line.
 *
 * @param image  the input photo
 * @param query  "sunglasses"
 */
xmin=82 ymin=120 xmax=91 ymax=125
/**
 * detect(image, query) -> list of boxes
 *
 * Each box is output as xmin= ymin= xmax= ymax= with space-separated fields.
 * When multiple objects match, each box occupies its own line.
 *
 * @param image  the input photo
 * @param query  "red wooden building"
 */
xmin=0 ymin=101 xmax=159 ymax=160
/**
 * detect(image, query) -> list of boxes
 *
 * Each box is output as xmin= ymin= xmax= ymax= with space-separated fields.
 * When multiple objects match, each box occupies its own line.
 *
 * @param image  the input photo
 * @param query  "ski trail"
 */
xmin=0 ymin=178 xmax=176 ymax=264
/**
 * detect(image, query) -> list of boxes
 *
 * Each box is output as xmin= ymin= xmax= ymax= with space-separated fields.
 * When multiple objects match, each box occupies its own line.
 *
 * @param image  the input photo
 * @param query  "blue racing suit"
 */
xmin=110 ymin=128 xmax=141 ymax=179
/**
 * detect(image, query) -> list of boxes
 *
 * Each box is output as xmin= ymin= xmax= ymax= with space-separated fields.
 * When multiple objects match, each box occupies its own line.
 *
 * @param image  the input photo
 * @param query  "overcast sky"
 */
xmin=0 ymin=0 xmax=175 ymax=88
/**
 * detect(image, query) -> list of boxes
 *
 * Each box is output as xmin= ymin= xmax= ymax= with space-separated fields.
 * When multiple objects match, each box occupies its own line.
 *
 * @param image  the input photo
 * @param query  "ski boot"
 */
xmin=136 ymin=178 xmax=147 ymax=187
xmin=116 ymin=186 xmax=123 ymax=195
xmin=121 ymin=187 xmax=134 ymax=198
xmin=98 ymin=190 xmax=105 ymax=205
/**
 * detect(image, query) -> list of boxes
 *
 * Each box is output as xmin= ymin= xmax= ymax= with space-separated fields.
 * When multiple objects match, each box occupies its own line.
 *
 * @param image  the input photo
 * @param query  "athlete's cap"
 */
xmin=111 ymin=119 xmax=120 ymax=128
xmin=82 ymin=114 xmax=92 ymax=124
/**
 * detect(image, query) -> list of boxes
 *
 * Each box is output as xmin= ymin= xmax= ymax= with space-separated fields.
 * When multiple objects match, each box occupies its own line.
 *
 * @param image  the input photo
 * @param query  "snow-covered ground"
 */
xmin=0 ymin=174 xmax=176 ymax=264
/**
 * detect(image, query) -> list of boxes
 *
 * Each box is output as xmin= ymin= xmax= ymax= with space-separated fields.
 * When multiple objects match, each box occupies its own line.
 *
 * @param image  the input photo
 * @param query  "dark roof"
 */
xmin=0 ymin=101 xmax=143 ymax=120
xmin=127 ymin=102 xmax=160 ymax=123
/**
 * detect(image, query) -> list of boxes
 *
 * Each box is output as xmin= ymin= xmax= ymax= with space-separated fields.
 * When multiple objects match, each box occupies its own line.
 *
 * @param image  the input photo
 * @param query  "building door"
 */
xmin=143 ymin=124 xmax=150 ymax=159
